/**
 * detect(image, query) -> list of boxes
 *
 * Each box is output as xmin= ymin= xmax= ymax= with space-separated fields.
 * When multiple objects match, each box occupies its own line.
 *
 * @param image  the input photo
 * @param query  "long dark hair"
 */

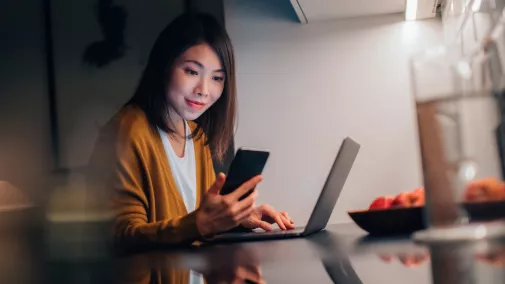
xmin=127 ymin=13 xmax=236 ymax=161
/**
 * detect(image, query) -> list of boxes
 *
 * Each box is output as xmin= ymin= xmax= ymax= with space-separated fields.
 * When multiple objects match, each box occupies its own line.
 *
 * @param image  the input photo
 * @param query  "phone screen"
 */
xmin=220 ymin=148 xmax=270 ymax=199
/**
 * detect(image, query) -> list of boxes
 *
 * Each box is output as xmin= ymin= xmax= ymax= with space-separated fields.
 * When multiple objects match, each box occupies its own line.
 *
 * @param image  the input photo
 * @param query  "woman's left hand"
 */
xmin=240 ymin=204 xmax=295 ymax=231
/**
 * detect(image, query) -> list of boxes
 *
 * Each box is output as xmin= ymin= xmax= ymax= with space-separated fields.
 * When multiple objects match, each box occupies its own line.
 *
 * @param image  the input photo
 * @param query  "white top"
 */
xmin=158 ymin=121 xmax=203 ymax=284
xmin=159 ymin=120 xmax=197 ymax=213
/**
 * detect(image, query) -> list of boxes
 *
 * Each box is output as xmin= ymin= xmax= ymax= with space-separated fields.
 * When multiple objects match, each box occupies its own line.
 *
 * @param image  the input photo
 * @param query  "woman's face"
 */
xmin=166 ymin=43 xmax=226 ymax=121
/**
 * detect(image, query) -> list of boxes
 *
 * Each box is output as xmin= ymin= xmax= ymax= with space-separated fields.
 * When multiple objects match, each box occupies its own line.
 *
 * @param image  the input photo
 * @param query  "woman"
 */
xmin=87 ymin=12 xmax=294 ymax=248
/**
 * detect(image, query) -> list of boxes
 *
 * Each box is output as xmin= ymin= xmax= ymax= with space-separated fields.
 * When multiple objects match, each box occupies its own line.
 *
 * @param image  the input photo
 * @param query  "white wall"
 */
xmin=225 ymin=0 xmax=443 ymax=225
xmin=297 ymin=0 xmax=405 ymax=21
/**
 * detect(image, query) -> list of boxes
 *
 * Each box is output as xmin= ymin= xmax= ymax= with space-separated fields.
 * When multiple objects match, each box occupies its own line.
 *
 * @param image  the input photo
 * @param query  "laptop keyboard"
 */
xmin=253 ymin=227 xmax=305 ymax=235
xmin=212 ymin=227 xmax=307 ymax=243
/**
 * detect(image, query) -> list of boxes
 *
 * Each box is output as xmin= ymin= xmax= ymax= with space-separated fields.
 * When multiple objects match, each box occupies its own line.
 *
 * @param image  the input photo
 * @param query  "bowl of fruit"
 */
xmin=348 ymin=178 xmax=505 ymax=236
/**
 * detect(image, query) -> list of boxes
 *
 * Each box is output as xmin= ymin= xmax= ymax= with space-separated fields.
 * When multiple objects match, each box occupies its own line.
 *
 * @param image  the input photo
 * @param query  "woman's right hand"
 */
xmin=196 ymin=173 xmax=262 ymax=237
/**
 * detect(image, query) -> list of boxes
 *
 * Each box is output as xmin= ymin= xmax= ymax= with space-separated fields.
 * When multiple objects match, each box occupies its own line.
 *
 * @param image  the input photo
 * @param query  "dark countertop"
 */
xmin=3 ymin=221 xmax=505 ymax=283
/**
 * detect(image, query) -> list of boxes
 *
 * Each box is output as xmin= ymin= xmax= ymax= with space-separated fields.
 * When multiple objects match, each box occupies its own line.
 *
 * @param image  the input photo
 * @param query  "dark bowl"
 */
xmin=348 ymin=206 xmax=425 ymax=236
xmin=464 ymin=200 xmax=505 ymax=221
xmin=348 ymin=200 xmax=505 ymax=236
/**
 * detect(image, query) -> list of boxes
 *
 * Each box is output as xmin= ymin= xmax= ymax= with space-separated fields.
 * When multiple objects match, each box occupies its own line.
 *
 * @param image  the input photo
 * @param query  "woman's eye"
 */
xmin=212 ymin=76 xmax=224 ymax=82
xmin=185 ymin=69 xmax=198 ymax=76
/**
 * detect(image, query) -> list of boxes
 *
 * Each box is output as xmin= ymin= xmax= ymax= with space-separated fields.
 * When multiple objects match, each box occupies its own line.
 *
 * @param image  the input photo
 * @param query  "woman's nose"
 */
xmin=195 ymin=78 xmax=209 ymax=97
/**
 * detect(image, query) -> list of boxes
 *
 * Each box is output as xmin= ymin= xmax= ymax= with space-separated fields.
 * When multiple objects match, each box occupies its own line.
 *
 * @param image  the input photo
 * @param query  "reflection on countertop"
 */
xmin=0 ymin=207 xmax=504 ymax=284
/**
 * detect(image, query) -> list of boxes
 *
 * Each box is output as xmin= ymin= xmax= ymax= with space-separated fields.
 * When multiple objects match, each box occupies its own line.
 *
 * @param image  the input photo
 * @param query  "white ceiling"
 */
xmin=294 ymin=0 xmax=407 ymax=22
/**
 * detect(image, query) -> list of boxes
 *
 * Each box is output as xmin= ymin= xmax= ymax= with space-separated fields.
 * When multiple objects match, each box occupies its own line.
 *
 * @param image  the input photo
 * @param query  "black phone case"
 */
xmin=220 ymin=149 xmax=269 ymax=200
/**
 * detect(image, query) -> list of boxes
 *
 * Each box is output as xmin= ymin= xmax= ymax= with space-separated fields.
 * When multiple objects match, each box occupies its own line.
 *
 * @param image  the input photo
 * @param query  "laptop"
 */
xmin=210 ymin=137 xmax=360 ymax=243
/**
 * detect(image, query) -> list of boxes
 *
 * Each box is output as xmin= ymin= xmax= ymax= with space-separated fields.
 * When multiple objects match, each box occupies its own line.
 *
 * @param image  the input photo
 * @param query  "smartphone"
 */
xmin=220 ymin=147 xmax=270 ymax=200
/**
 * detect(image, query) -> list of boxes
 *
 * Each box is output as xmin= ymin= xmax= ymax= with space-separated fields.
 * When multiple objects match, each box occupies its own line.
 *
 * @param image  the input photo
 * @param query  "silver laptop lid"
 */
xmin=303 ymin=137 xmax=360 ymax=235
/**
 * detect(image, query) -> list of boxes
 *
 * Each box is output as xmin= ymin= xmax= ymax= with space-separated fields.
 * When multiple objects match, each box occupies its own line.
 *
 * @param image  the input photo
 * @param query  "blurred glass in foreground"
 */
xmin=411 ymin=8 xmax=505 ymax=240
xmin=442 ymin=0 xmax=505 ymax=54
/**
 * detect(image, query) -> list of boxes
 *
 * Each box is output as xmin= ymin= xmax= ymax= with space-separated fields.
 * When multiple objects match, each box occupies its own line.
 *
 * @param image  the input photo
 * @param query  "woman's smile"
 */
xmin=185 ymin=98 xmax=206 ymax=110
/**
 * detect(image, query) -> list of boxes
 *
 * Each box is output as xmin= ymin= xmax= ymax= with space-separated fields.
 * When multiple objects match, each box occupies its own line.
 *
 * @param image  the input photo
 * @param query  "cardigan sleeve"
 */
xmin=204 ymin=143 xmax=217 ymax=186
xmin=113 ymin=137 xmax=203 ymax=246
xmin=87 ymin=116 xmax=206 ymax=249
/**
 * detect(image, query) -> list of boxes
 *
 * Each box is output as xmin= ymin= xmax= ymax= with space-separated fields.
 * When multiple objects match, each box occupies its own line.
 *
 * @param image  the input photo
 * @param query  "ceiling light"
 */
xmin=406 ymin=0 xmax=419 ymax=20
xmin=405 ymin=0 xmax=437 ymax=21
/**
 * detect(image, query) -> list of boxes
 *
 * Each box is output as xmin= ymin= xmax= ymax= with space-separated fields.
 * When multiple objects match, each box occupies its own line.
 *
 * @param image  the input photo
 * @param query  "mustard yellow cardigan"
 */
xmin=87 ymin=105 xmax=216 ymax=248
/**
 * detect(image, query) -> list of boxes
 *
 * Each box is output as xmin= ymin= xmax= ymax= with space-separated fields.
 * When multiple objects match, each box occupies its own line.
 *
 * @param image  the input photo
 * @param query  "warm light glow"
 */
xmin=406 ymin=0 xmax=419 ymax=21
xmin=401 ymin=21 xmax=421 ymax=45
xmin=471 ymin=0 xmax=482 ymax=12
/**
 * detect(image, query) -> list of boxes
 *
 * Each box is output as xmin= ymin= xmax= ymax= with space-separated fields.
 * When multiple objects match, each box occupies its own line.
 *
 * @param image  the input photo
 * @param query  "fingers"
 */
xmin=229 ymin=175 xmax=263 ymax=201
xmin=232 ymin=190 xmax=257 ymax=214
xmin=234 ymin=197 xmax=257 ymax=223
xmin=223 ymin=190 xmax=257 ymax=226
xmin=258 ymin=205 xmax=292 ymax=230
xmin=235 ymin=206 xmax=256 ymax=224
xmin=280 ymin=212 xmax=294 ymax=224
xmin=263 ymin=207 xmax=288 ymax=230
xmin=271 ymin=212 xmax=286 ymax=230
xmin=257 ymin=221 xmax=273 ymax=231
xmin=234 ymin=266 xmax=263 ymax=284
xmin=208 ymin=173 xmax=226 ymax=195
xmin=280 ymin=213 xmax=295 ymax=229
xmin=206 ymin=264 xmax=264 ymax=284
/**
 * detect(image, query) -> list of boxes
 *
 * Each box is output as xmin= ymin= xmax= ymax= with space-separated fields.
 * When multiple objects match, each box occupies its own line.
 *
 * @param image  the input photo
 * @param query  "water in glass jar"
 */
xmin=416 ymin=91 xmax=504 ymax=227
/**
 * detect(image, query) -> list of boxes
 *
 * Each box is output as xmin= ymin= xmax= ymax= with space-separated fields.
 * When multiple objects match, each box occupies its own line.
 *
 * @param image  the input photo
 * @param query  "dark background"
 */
xmin=0 ymin=0 xmax=234 ymax=191
xmin=0 ymin=0 xmax=234 ymax=205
